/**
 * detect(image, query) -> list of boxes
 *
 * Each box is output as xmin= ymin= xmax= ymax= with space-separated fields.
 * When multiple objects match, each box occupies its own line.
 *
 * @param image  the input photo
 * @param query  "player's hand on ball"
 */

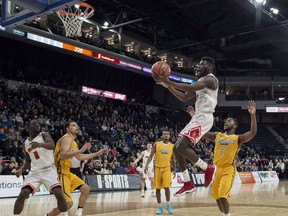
xmin=30 ymin=142 xmax=42 ymax=149
xmin=186 ymin=106 xmax=195 ymax=117
xmin=153 ymin=73 xmax=169 ymax=83
xmin=152 ymin=74 xmax=169 ymax=88
xmin=151 ymin=72 xmax=159 ymax=81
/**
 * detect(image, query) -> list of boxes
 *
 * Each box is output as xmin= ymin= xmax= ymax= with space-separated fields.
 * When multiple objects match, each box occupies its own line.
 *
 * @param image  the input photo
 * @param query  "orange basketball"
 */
xmin=151 ymin=61 xmax=171 ymax=77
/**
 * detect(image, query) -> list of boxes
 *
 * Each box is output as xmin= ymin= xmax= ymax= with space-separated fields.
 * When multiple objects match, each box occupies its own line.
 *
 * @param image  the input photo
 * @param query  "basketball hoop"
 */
xmin=57 ymin=2 xmax=94 ymax=38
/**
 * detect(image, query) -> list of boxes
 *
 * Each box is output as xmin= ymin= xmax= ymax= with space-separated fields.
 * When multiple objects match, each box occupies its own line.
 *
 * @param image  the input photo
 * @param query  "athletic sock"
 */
xmin=195 ymin=158 xmax=208 ymax=170
xmin=182 ymin=169 xmax=191 ymax=182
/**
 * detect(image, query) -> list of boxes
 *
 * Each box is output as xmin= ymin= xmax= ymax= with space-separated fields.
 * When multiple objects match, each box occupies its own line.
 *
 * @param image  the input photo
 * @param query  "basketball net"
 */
xmin=57 ymin=2 xmax=94 ymax=38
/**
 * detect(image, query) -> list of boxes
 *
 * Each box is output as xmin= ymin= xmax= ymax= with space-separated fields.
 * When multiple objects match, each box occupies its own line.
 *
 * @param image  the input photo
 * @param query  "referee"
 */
xmin=70 ymin=156 xmax=82 ymax=179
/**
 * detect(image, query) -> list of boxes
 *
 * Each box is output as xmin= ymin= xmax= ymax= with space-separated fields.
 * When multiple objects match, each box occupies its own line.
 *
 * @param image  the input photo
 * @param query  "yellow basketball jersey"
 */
xmin=154 ymin=141 xmax=174 ymax=168
xmin=213 ymin=132 xmax=239 ymax=167
xmin=54 ymin=134 xmax=78 ymax=176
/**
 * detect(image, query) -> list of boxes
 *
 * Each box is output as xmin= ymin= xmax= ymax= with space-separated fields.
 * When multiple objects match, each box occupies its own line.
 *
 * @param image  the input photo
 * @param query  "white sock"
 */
xmin=182 ymin=169 xmax=191 ymax=182
xmin=166 ymin=201 xmax=170 ymax=205
xmin=224 ymin=213 xmax=230 ymax=216
xmin=158 ymin=203 xmax=162 ymax=208
xmin=75 ymin=208 xmax=83 ymax=216
xmin=60 ymin=212 xmax=68 ymax=216
xmin=195 ymin=158 xmax=208 ymax=170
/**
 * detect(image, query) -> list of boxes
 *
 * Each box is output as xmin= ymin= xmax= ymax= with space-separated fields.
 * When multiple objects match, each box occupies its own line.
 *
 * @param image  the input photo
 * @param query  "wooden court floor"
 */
xmin=1 ymin=181 xmax=287 ymax=216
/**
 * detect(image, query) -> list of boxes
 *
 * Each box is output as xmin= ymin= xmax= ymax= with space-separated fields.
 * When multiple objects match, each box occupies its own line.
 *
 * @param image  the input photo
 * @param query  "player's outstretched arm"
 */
xmin=167 ymin=86 xmax=195 ymax=102
xmin=59 ymin=137 xmax=89 ymax=160
xmin=203 ymin=132 xmax=217 ymax=141
xmin=76 ymin=149 xmax=109 ymax=161
xmin=238 ymin=100 xmax=257 ymax=145
xmin=153 ymin=73 xmax=217 ymax=92
xmin=144 ymin=143 xmax=156 ymax=173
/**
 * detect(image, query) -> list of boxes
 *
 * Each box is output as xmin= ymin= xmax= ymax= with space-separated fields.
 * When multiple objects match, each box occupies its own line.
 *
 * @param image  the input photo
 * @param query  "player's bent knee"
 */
xmin=52 ymin=187 xmax=65 ymax=199
xmin=80 ymin=184 xmax=90 ymax=195
xmin=67 ymin=201 xmax=73 ymax=209
xmin=174 ymin=143 xmax=185 ymax=153
xmin=19 ymin=188 xmax=32 ymax=199
xmin=219 ymin=197 xmax=229 ymax=202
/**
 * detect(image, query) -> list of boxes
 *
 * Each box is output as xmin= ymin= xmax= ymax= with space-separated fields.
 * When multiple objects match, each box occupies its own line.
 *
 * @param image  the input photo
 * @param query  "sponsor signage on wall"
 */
xmin=258 ymin=171 xmax=279 ymax=182
xmin=0 ymin=175 xmax=23 ymax=197
xmin=251 ymin=172 xmax=261 ymax=183
xmin=0 ymin=176 xmax=49 ymax=198
xmin=85 ymin=174 xmax=141 ymax=191
xmin=238 ymin=172 xmax=256 ymax=183
xmin=266 ymin=106 xmax=288 ymax=113
xmin=82 ymin=86 xmax=127 ymax=101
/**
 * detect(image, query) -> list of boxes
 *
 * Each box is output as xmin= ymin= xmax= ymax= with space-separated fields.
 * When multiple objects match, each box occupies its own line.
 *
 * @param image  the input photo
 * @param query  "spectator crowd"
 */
xmin=0 ymin=81 xmax=287 ymax=179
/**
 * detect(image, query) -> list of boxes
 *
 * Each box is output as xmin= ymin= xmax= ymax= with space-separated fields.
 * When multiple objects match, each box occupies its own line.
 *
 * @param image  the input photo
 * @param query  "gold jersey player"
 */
xmin=190 ymin=101 xmax=257 ymax=216
xmin=48 ymin=121 xmax=108 ymax=216
xmin=153 ymin=56 xmax=218 ymax=196
xmin=144 ymin=131 xmax=176 ymax=215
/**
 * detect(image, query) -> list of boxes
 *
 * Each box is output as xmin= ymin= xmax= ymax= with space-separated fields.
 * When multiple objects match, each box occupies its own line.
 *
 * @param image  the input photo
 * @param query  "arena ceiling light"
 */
xmin=254 ymin=0 xmax=266 ymax=5
xmin=255 ymin=0 xmax=264 ymax=4
xmin=270 ymin=8 xmax=279 ymax=15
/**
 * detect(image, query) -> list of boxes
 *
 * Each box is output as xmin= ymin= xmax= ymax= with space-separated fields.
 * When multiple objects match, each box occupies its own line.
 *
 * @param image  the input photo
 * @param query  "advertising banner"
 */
xmin=0 ymin=175 xmax=23 ymax=198
xmin=238 ymin=172 xmax=256 ymax=183
xmin=252 ymin=172 xmax=261 ymax=183
xmin=190 ymin=173 xmax=205 ymax=187
xmin=258 ymin=171 xmax=279 ymax=182
xmin=86 ymin=174 xmax=141 ymax=192
xmin=233 ymin=172 xmax=242 ymax=184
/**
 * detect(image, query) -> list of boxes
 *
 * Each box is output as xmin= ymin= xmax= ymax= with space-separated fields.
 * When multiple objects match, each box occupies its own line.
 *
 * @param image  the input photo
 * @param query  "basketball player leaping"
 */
xmin=152 ymin=56 xmax=218 ymax=196
xmin=133 ymin=143 xmax=155 ymax=197
xmin=13 ymin=119 xmax=68 ymax=216
xmin=47 ymin=121 xmax=108 ymax=216
xmin=144 ymin=131 xmax=176 ymax=215
xmin=189 ymin=101 xmax=257 ymax=216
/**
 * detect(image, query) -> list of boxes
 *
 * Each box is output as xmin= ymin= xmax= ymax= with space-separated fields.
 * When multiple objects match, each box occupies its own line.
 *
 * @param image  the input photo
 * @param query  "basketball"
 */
xmin=151 ymin=61 xmax=171 ymax=77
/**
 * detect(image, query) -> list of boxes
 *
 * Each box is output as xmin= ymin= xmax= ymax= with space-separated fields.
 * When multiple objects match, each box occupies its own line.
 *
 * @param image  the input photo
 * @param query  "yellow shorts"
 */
xmin=59 ymin=172 xmax=85 ymax=202
xmin=154 ymin=166 xmax=171 ymax=189
xmin=211 ymin=166 xmax=236 ymax=199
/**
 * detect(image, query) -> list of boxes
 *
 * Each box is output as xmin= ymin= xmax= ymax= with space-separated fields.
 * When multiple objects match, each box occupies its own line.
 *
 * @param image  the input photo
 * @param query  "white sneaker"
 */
xmin=141 ymin=192 xmax=145 ymax=197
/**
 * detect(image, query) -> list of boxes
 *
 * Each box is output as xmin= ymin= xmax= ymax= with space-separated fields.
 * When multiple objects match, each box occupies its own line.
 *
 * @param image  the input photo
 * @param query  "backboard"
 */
xmin=0 ymin=0 xmax=85 ymax=27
